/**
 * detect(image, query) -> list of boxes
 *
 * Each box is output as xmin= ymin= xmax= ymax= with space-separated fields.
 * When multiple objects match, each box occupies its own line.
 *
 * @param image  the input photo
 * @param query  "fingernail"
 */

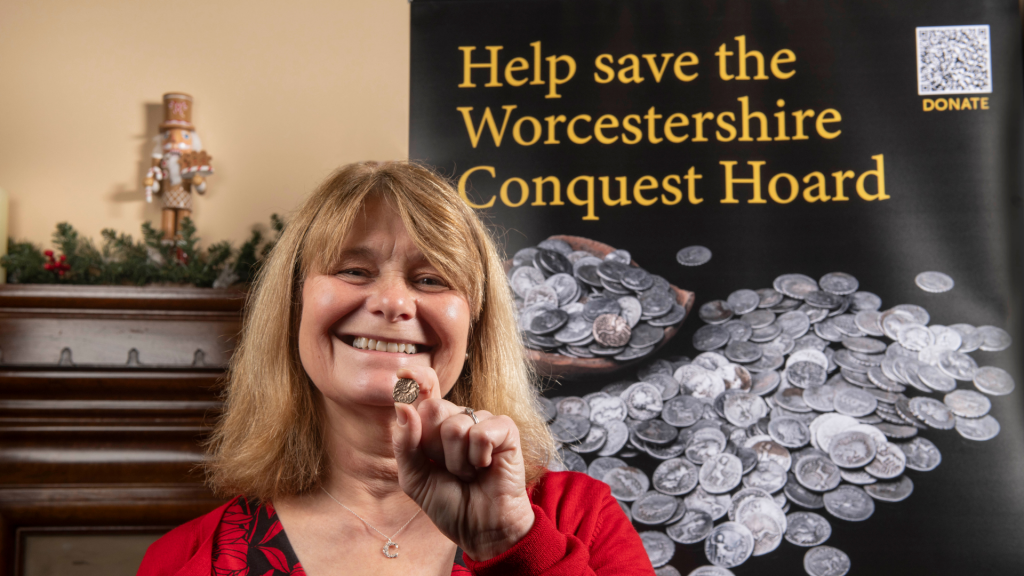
xmin=395 ymin=407 xmax=408 ymax=426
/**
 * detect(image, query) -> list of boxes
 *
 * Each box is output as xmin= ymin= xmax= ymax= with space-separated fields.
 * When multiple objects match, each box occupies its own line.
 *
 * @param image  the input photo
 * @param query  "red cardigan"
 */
xmin=137 ymin=471 xmax=657 ymax=576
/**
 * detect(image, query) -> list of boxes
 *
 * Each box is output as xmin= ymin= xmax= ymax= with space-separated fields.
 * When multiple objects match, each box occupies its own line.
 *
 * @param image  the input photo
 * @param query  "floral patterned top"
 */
xmin=211 ymin=497 xmax=470 ymax=576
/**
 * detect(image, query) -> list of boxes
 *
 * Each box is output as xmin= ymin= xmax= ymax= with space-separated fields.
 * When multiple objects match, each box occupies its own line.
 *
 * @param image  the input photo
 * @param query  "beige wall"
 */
xmin=0 ymin=0 xmax=410 ymax=249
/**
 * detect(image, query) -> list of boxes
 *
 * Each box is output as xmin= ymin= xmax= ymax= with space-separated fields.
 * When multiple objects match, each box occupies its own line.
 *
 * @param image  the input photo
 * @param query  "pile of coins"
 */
xmin=542 ymin=271 xmax=1014 ymax=576
xmin=509 ymin=237 xmax=687 ymax=362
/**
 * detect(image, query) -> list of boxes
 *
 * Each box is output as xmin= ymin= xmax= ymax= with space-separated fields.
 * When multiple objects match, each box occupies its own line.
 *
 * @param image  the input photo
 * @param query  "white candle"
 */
xmin=0 ymin=188 xmax=7 ymax=284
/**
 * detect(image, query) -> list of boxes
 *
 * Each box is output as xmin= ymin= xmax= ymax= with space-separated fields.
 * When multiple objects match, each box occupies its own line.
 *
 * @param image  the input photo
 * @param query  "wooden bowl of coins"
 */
xmin=505 ymin=235 xmax=694 ymax=381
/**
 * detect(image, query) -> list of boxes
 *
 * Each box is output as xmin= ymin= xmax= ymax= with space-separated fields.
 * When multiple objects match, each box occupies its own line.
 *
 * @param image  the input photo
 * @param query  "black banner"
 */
xmin=411 ymin=1 xmax=1024 ymax=573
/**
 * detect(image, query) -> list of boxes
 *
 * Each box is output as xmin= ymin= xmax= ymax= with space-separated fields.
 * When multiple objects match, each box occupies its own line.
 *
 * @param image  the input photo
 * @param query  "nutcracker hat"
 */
xmin=159 ymin=93 xmax=195 ymax=131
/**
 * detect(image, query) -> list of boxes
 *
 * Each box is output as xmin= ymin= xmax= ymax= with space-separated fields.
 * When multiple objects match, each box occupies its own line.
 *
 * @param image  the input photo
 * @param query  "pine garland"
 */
xmin=1 ymin=216 xmax=284 ymax=288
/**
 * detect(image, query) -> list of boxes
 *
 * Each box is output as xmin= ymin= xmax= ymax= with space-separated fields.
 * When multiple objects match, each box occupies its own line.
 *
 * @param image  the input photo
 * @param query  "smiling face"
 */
xmin=298 ymin=198 xmax=471 ymax=409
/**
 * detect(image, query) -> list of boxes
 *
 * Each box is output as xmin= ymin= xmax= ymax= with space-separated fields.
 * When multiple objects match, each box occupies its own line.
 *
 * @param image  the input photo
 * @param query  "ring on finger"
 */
xmin=464 ymin=407 xmax=479 ymax=425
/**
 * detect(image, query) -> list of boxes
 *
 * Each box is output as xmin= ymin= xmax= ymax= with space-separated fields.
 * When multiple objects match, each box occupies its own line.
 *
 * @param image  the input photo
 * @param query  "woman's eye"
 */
xmin=417 ymin=276 xmax=447 ymax=288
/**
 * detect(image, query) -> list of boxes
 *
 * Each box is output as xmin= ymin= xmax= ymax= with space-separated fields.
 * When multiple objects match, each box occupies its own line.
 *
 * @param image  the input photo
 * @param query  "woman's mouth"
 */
xmin=347 ymin=336 xmax=425 ymax=354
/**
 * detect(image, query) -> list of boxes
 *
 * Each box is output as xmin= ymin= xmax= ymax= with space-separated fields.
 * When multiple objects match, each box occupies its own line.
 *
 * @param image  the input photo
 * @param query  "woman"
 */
xmin=138 ymin=162 xmax=655 ymax=575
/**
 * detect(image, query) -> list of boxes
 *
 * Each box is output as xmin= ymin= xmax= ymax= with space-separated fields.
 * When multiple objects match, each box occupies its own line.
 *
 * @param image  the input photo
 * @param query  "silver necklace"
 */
xmin=320 ymin=486 xmax=421 ymax=558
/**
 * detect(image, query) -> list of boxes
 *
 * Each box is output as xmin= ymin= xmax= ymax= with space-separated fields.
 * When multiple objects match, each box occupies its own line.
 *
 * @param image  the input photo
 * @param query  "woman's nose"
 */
xmin=367 ymin=274 xmax=416 ymax=322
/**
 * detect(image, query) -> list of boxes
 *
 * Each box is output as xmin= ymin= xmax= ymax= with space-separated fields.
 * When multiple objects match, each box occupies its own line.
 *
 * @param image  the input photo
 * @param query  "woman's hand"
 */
xmin=391 ymin=366 xmax=536 ymax=562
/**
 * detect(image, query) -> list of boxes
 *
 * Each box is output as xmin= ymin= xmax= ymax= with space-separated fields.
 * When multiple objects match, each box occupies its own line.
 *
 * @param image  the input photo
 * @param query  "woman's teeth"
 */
xmin=351 ymin=337 xmax=417 ymax=354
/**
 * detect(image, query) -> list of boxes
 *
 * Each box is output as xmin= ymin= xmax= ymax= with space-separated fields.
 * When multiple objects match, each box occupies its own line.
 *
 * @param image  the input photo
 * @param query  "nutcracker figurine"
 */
xmin=144 ymin=93 xmax=214 ymax=241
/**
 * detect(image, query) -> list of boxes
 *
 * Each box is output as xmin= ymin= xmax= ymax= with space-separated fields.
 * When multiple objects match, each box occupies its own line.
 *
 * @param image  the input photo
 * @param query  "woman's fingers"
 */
xmin=391 ymin=401 xmax=431 ymax=501
xmin=467 ymin=414 xmax=520 ymax=469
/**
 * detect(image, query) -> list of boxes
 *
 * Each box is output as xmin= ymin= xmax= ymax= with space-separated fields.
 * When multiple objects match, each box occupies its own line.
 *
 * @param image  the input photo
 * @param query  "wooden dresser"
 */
xmin=0 ymin=285 xmax=245 ymax=576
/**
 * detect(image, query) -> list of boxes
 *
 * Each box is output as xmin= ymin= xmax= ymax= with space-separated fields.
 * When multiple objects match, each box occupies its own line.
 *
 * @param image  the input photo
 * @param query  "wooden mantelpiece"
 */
xmin=0 ymin=285 xmax=245 ymax=576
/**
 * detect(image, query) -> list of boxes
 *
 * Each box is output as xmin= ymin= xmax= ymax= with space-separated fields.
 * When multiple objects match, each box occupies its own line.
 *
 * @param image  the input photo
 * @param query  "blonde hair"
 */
xmin=205 ymin=161 xmax=556 ymax=500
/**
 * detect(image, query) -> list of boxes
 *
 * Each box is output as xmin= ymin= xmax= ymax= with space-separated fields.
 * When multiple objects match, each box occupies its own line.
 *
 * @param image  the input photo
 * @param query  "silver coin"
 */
xmin=769 ymin=417 xmax=811 ymax=448
xmin=823 ymin=485 xmax=874 ymax=521
xmin=846 ymin=292 xmax=880 ymax=313
xmin=742 ymin=460 xmax=787 ymax=492
xmin=640 ymin=531 xmax=675 ymax=568
xmin=557 ymin=396 xmax=590 ymax=418
xmin=841 ymin=336 xmax=886 ymax=354
xmin=632 ymin=490 xmax=679 ymax=525
xmin=794 ymin=454 xmax=842 ymax=492
xmin=875 ymin=422 xmax=919 ymax=439
xmin=777 ymin=311 xmax=812 ymax=338
xmin=603 ymin=466 xmax=650 ymax=501
xmin=699 ymin=453 xmax=744 ymax=494
xmin=653 ymin=457 xmax=699 ymax=495
xmin=636 ymin=419 xmax=679 ymax=445
xmin=686 ymin=428 xmax=728 ymax=465
xmin=750 ymin=370 xmax=782 ymax=396
xmin=727 ymin=289 xmax=761 ymax=315
xmin=699 ymin=300 xmax=734 ymax=325
xmin=880 ymin=309 xmax=919 ymax=341
xmin=803 ymin=546 xmax=851 ymax=576
xmin=686 ymin=566 xmax=734 ymax=576
xmin=685 ymin=486 xmax=731 ymax=520
xmin=833 ymin=388 xmax=878 ymax=417
xmin=898 ymin=324 xmax=934 ymax=351
xmin=813 ymin=413 xmax=859 ymax=452
xmin=955 ymin=414 xmax=1001 ymax=440
xmin=748 ymin=438 xmax=793 ymax=472
xmin=976 ymin=325 xmax=1012 ymax=351
xmin=694 ymin=324 xmax=731 ymax=351
xmin=916 ymin=364 xmax=957 ymax=392
xmin=734 ymin=497 xmax=787 ymax=543
xmin=588 ymin=456 xmax=628 ymax=482
xmin=643 ymin=373 xmax=681 ymax=400
xmin=742 ymin=309 xmax=776 ymax=329
xmin=525 ymin=284 xmax=560 ymax=309
xmin=943 ymin=389 xmax=991 ymax=417
xmin=722 ymin=319 xmax=754 ymax=343
xmin=668 ymin=509 xmax=715 ymax=544
xmin=929 ymin=325 xmax=964 ymax=350
xmin=775 ymin=274 xmax=820 ymax=299
xmin=785 ymin=473 xmax=826 ymax=508
xmin=553 ymin=313 xmax=593 ymax=343
xmin=545 ymin=273 xmax=580 ymax=306
xmin=787 ymin=362 xmax=828 ymax=389
xmin=626 ymin=383 xmax=664 ymax=420
xmin=678 ymin=245 xmax=713 ymax=266
xmin=589 ymin=394 xmax=628 ymax=425
xmin=908 ymin=396 xmax=956 ymax=430
xmin=743 ymin=512 xmax=784 ymax=556
xmin=854 ymin=310 xmax=885 ymax=336
xmin=914 ymin=271 xmax=954 ymax=293
xmin=727 ymin=487 xmax=773 ymax=521
xmin=899 ymin=437 xmax=942 ymax=471
xmin=705 ymin=522 xmax=754 ymax=568
xmin=598 ymin=420 xmax=630 ymax=456
xmin=617 ymin=296 xmax=643 ymax=328
xmin=891 ymin=303 xmax=931 ymax=325
xmin=785 ymin=512 xmax=831 ymax=547
xmin=818 ymin=272 xmax=858 ymax=295
xmin=550 ymin=414 xmax=591 ymax=443
xmin=724 ymin=341 xmax=763 ymax=364
xmin=864 ymin=475 xmax=914 ymax=502
xmin=569 ymin=425 xmax=608 ymax=454
xmin=973 ymin=365 xmax=1016 ymax=396
xmin=937 ymin=350 xmax=979 ymax=381
xmin=828 ymin=430 xmax=877 ymax=468
xmin=723 ymin=393 xmax=768 ymax=427
xmin=750 ymin=323 xmax=784 ymax=342
xmin=554 ymin=446 xmax=587 ymax=473
xmin=662 ymin=395 xmax=705 ymax=427
xmin=510 ymin=266 xmax=545 ymax=298
xmin=865 ymin=442 xmax=906 ymax=479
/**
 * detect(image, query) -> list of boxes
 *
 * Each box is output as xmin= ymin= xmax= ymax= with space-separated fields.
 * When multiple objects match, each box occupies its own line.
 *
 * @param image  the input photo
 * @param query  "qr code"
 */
xmin=916 ymin=25 xmax=992 ymax=95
